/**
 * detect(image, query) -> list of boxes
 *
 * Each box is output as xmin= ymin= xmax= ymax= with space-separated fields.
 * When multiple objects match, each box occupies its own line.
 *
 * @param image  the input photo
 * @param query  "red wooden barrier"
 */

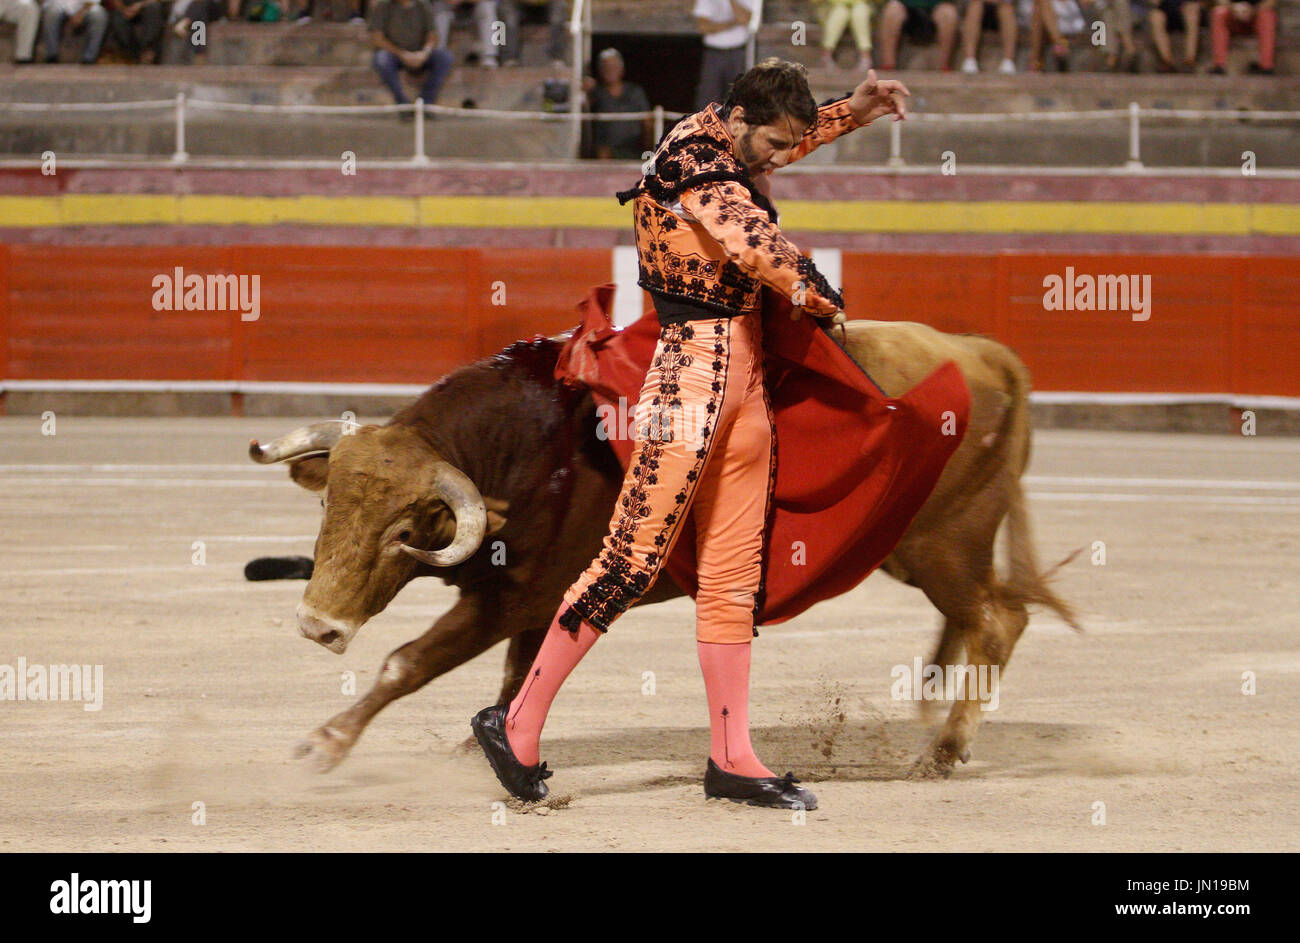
xmin=1 ymin=246 xmax=1296 ymax=396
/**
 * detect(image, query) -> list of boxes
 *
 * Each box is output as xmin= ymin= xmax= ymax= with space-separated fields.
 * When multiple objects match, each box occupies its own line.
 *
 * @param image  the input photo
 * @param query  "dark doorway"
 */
xmin=589 ymin=32 xmax=704 ymax=116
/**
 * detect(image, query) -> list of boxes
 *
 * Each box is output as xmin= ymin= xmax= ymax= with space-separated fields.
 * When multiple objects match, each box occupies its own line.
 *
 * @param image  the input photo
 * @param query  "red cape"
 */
xmin=555 ymin=284 xmax=971 ymax=626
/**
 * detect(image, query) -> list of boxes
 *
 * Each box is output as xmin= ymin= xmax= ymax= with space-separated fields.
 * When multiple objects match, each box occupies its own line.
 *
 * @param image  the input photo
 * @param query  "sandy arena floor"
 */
xmin=1 ymin=417 xmax=1297 ymax=852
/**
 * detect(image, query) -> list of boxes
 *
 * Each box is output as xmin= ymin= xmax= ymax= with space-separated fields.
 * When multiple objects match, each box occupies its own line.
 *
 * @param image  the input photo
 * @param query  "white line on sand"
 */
xmin=1025 ymin=476 xmax=1300 ymax=490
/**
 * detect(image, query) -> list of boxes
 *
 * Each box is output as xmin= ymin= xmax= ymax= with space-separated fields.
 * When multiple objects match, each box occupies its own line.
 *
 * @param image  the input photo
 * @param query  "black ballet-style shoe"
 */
xmin=703 ymin=759 xmax=818 ymax=810
xmin=470 ymin=704 xmax=553 ymax=802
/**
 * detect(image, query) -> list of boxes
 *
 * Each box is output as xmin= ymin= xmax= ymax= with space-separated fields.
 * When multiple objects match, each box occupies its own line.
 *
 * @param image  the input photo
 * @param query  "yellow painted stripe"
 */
xmin=0 ymin=195 xmax=1296 ymax=235
xmin=417 ymin=196 xmax=629 ymax=228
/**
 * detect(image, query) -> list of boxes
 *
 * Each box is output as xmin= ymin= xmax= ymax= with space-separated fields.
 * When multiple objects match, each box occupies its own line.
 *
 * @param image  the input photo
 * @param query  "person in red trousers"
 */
xmin=472 ymin=58 xmax=909 ymax=810
xmin=1208 ymin=0 xmax=1277 ymax=75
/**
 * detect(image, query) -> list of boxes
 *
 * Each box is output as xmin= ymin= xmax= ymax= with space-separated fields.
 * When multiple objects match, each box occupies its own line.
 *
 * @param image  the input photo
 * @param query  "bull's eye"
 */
xmin=398 ymin=530 xmax=412 ymax=543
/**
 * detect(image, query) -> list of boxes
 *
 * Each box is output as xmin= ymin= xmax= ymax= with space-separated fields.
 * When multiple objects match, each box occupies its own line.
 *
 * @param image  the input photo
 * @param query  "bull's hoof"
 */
xmin=909 ymin=741 xmax=971 ymax=780
xmin=293 ymin=725 xmax=355 ymax=773
xmin=908 ymin=753 xmax=955 ymax=780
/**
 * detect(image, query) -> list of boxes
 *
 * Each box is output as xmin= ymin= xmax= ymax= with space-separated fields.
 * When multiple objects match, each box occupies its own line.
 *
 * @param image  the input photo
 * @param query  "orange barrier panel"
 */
xmin=3 ymin=246 xmax=612 ymax=385
xmin=842 ymin=252 xmax=1300 ymax=398
xmin=1 ymin=246 xmax=1295 ymax=397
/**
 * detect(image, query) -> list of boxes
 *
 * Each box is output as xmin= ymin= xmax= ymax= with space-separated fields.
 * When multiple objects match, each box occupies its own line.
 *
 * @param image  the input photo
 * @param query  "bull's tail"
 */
xmin=992 ymin=350 xmax=1084 ymax=633
xmin=1000 ymin=484 xmax=1084 ymax=632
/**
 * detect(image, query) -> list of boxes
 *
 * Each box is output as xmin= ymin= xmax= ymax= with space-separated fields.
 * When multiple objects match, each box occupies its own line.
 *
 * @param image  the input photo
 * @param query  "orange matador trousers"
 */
xmin=557 ymin=308 xmax=775 ymax=645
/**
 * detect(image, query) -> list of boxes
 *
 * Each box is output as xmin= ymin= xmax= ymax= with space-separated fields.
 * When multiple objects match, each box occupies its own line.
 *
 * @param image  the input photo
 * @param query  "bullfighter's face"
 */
xmin=726 ymin=106 xmax=809 ymax=176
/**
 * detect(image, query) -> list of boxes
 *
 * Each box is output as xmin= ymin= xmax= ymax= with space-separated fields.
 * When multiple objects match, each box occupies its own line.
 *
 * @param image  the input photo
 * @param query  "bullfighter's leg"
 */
xmin=688 ymin=315 xmax=778 ymax=779
xmin=495 ymin=626 xmax=547 ymax=707
xmin=471 ymin=312 xmax=819 ymax=810
xmin=296 ymin=592 xmax=502 ymax=772
xmin=495 ymin=316 xmax=749 ymax=769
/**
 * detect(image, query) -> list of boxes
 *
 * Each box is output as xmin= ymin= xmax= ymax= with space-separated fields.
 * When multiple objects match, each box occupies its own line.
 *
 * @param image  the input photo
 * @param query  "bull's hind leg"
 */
xmin=919 ymin=617 xmax=966 ymax=723
xmin=894 ymin=533 xmax=1009 ymax=777
xmin=914 ymin=589 xmax=1013 ymax=777
xmin=296 ymin=593 xmax=504 ymax=772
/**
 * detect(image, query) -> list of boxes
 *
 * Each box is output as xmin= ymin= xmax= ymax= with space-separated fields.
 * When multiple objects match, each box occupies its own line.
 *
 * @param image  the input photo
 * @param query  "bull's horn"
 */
xmin=248 ymin=420 xmax=355 ymax=464
xmin=400 ymin=462 xmax=487 ymax=567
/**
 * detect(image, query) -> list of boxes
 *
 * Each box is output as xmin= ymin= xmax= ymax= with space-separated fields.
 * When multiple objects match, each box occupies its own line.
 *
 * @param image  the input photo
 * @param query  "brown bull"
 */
xmin=249 ymin=322 xmax=1077 ymax=777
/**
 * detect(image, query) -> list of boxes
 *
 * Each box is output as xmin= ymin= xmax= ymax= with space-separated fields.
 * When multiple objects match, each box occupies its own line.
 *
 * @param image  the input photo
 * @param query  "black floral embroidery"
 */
xmin=615 ymin=103 xmax=846 ymax=320
xmin=560 ymin=320 xmax=733 ymax=634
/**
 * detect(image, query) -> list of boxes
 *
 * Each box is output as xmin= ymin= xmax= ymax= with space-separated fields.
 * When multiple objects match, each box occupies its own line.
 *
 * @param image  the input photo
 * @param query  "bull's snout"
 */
xmin=296 ymin=603 xmax=355 ymax=654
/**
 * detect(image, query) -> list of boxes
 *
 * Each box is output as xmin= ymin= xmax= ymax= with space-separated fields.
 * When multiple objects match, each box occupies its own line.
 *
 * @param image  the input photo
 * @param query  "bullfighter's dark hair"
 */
xmin=721 ymin=58 xmax=817 ymax=130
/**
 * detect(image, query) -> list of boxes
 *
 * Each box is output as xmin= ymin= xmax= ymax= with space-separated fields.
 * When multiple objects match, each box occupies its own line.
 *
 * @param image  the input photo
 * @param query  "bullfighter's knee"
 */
xmin=695 ymin=588 xmax=758 ymax=644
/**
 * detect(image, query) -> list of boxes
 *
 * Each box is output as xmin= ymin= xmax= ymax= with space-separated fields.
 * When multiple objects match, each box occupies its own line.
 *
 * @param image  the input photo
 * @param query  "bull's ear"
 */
xmin=288 ymin=455 xmax=329 ymax=492
xmin=485 ymin=496 xmax=509 ymax=535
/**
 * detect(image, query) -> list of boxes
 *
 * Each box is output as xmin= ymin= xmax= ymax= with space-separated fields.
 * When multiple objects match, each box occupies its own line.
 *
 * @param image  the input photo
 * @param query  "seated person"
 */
xmin=959 ymin=0 xmax=1018 ymax=74
xmin=584 ymin=47 xmax=651 ymax=160
xmin=1208 ymin=0 xmax=1275 ymax=74
xmin=1149 ymin=0 xmax=1205 ymax=72
xmin=877 ymin=0 xmax=960 ymax=71
xmin=369 ymin=0 xmax=456 ymax=110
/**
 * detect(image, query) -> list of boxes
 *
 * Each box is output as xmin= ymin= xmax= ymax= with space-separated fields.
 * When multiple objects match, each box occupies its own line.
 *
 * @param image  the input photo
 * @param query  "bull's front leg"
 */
xmin=295 ymin=592 xmax=503 ymax=772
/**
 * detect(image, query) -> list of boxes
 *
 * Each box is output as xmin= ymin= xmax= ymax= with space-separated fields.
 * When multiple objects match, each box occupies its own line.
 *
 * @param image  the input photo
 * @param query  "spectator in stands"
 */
xmin=693 ymin=0 xmax=754 ymax=110
xmin=107 ymin=0 xmax=164 ymax=62
xmin=41 ymin=0 xmax=109 ymax=61
xmin=169 ymin=0 xmax=217 ymax=55
xmin=1022 ymin=0 xmax=1080 ymax=71
xmin=431 ymin=0 xmax=497 ymax=67
xmin=1089 ymin=0 xmax=1139 ymax=71
xmin=369 ymin=0 xmax=455 ymax=111
xmin=1208 ymin=0 xmax=1275 ymax=74
xmin=818 ymin=0 xmax=876 ymax=70
xmin=959 ymin=0 xmax=1018 ymax=73
xmin=878 ymin=0 xmax=959 ymax=70
xmin=583 ymin=47 xmax=651 ymax=160
xmin=1149 ymin=0 xmax=1205 ymax=71
xmin=499 ymin=0 xmax=567 ymax=68
xmin=0 ymin=0 xmax=39 ymax=62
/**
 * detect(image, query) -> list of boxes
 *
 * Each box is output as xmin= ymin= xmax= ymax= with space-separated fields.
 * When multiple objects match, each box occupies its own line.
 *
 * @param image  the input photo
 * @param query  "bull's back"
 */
xmin=840 ymin=320 xmax=1022 ymax=402
xmin=841 ymin=319 xmax=1035 ymax=513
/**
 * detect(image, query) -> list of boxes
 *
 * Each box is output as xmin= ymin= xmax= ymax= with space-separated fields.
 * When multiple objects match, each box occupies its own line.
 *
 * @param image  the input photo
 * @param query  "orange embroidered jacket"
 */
xmin=615 ymin=95 xmax=869 ymax=323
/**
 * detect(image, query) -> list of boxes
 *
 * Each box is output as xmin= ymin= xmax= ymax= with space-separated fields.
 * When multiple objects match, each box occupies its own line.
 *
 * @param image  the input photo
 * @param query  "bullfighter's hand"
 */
xmin=849 ymin=69 xmax=910 ymax=124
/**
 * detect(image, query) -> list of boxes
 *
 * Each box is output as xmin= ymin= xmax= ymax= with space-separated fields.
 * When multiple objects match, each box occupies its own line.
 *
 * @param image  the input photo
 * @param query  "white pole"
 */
xmin=172 ymin=92 xmax=188 ymax=164
xmin=569 ymin=0 xmax=584 ymax=159
xmin=887 ymin=116 xmax=904 ymax=167
xmin=746 ymin=1 xmax=762 ymax=69
xmin=1125 ymin=101 xmax=1143 ymax=171
xmin=413 ymin=97 xmax=430 ymax=164
xmin=653 ymin=104 xmax=664 ymax=146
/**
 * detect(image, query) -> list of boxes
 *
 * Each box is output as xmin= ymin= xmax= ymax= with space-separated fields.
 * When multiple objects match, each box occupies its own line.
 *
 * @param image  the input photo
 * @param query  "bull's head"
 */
xmin=249 ymin=421 xmax=507 ymax=654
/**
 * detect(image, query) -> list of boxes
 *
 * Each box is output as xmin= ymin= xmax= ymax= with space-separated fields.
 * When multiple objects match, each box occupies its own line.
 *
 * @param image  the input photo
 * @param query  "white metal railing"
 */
xmin=746 ymin=1 xmax=763 ymax=70
xmin=5 ymin=96 xmax=1297 ymax=170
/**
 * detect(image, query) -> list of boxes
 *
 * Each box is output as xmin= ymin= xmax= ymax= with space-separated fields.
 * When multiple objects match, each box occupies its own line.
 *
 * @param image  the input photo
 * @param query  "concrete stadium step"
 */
xmin=0 ymin=63 xmax=572 ymax=109
xmin=4 ymin=62 xmax=1295 ymax=112
xmin=0 ymin=110 xmax=570 ymax=161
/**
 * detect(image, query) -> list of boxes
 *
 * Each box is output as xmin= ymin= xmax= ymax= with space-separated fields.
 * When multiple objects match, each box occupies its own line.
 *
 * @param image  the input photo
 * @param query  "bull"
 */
xmin=248 ymin=321 xmax=1078 ymax=778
